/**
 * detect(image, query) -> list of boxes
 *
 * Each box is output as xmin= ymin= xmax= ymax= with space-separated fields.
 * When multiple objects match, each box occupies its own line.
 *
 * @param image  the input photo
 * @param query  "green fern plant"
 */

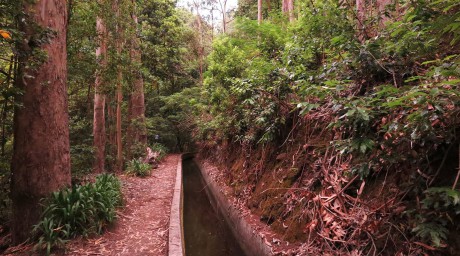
xmin=412 ymin=187 xmax=460 ymax=247
xmin=126 ymin=159 xmax=152 ymax=177
xmin=34 ymin=174 xmax=122 ymax=255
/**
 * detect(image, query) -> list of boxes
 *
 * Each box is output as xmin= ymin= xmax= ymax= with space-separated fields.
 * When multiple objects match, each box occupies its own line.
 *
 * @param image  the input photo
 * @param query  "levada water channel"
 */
xmin=182 ymin=160 xmax=247 ymax=256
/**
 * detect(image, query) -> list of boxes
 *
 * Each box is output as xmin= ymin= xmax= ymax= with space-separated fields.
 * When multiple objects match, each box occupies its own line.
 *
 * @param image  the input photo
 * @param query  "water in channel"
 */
xmin=183 ymin=160 xmax=246 ymax=256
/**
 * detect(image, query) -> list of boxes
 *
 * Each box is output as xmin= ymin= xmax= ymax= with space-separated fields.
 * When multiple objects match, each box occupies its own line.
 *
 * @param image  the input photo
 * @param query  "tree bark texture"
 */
xmin=356 ymin=0 xmax=366 ymax=41
xmin=115 ymin=0 xmax=123 ymax=172
xmin=377 ymin=0 xmax=392 ymax=27
xmin=116 ymin=73 xmax=123 ymax=171
xmin=281 ymin=0 xmax=294 ymax=21
xmin=11 ymin=0 xmax=71 ymax=244
xmin=127 ymin=6 xmax=147 ymax=158
xmin=93 ymin=14 xmax=107 ymax=173
xmin=258 ymin=0 xmax=263 ymax=24
xmin=218 ymin=0 xmax=227 ymax=33
xmin=287 ymin=0 xmax=294 ymax=22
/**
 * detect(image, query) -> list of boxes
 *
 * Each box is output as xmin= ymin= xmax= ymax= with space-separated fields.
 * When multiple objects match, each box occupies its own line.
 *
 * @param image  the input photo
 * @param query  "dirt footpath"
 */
xmin=63 ymin=154 xmax=180 ymax=256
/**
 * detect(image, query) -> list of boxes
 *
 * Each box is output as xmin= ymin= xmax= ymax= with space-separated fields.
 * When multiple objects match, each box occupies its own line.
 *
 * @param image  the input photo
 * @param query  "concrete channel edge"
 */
xmin=168 ymin=153 xmax=271 ymax=256
xmin=167 ymin=155 xmax=185 ymax=256
xmin=196 ymin=158 xmax=273 ymax=256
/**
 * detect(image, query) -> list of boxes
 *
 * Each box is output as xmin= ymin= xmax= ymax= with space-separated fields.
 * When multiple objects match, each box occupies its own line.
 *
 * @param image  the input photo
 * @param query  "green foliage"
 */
xmin=200 ymin=0 xmax=460 ymax=168
xmin=153 ymin=87 xmax=202 ymax=152
xmin=149 ymin=143 xmax=168 ymax=160
xmin=140 ymin=2 xmax=204 ymax=95
xmin=413 ymin=221 xmax=449 ymax=248
xmin=69 ymin=116 xmax=94 ymax=177
xmin=34 ymin=174 xmax=122 ymax=254
xmin=200 ymin=19 xmax=291 ymax=144
xmin=126 ymin=159 xmax=152 ymax=177
xmin=411 ymin=187 xmax=460 ymax=247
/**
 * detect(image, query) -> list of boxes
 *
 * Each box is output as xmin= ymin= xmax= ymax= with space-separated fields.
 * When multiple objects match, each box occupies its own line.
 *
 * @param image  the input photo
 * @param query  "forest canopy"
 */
xmin=0 ymin=0 xmax=460 ymax=255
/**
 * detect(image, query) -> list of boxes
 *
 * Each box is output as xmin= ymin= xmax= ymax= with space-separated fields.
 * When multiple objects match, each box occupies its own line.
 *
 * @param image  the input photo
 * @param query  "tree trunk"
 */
xmin=356 ymin=0 xmax=366 ymax=41
xmin=377 ymin=0 xmax=392 ymax=27
xmin=115 ymin=0 xmax=123 ymax=172
xmin=258 ymin=0 xmax=263 ymax=24
xmin=287 ymin=0 xmax=294 ymax=22
xmin=116 ymin=74 xmax=122 ymax=171
xmin=127 ymin=3 xmax=147 ymax=159
xmin=218 ymin=0 xmax=227 ymax=33
xmin=196 ymin=11 xmax=204 ymax=84
xmin=282 ymin=0 xmax=288 ymax=14
xmin=11 ymin=0 xmax=71 ymax=243
xmin=106 ymin=97 xmax=117 ymax=170
xmin=93 ymin=12 xmax=107 ymax=173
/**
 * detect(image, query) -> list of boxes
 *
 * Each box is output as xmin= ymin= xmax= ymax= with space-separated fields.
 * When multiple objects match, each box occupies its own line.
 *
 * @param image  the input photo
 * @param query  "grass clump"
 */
xmin=34 ymin=173 xmax=122 ymax=255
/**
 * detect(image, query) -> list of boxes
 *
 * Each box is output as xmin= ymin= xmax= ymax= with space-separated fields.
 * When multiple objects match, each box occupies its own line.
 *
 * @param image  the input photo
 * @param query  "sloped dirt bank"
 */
xmin=198 ymin=137 xmax=460 ymax=255
xmin=195 ymin=155 xmax=315 ymax=255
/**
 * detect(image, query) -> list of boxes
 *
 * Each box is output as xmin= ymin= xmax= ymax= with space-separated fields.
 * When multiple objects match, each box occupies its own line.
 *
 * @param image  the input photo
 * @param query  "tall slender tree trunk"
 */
xmin=196 ymin=10 xmax=204 ymax=84
xmin=93 ymin=10 xmax=107 ymax=173
xmin=287 ymin=0 xmax=294 ymax=22
xmin=282 ymin=0 xmax=288 ymax=14
xmin=282 ymin=0 xmax=294 ymax=22
xmin=107 ymin=99 xmax=116 ymax=170
xmin=258 ymin=0 xmax=263 ymax=24
xmin=115 ymin=0 xmax=123 ymax=171
xmin=356 ymin=0 xmax=366 ymax=41
xmin=116 ymin=74 xmax=122 ymax=171
xmin=377 ymin=0 xmax=392 ymax=27
xmin=218 ymin=0 xmax=227 ymax=33
xmin=127 ymin=1 xmax=146 ymax=159
xmin=11 ymin=0 xmax=70 ymax=243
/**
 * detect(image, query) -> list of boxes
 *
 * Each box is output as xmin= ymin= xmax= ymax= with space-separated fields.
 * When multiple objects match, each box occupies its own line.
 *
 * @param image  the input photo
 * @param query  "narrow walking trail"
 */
xmin=63 ymin=154 xmax=180 ymax=256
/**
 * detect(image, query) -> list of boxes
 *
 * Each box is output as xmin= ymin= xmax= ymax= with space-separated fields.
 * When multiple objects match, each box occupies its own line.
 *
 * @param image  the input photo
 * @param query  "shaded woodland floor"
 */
xmin=2 ymin=154 xmax=179 ymax=256
xmin=63 ymin=154 xmax=179 ymax=256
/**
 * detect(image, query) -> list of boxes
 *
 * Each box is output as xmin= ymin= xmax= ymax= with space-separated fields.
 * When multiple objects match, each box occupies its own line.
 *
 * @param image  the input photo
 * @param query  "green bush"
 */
xmin=149 ymin=143 xmax=168 ymax=160
xmin=126 ymin=159 xmax=152 ymax=177
xmin=34 ymin=174 xmax=122 ymax=255
xmin=411 ymin=187 xmax=460 ymax=247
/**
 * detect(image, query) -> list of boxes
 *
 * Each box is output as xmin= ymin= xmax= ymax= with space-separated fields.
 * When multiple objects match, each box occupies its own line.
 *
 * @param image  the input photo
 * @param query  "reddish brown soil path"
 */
xmin=62 ymin=154 xmax=180 ymax=256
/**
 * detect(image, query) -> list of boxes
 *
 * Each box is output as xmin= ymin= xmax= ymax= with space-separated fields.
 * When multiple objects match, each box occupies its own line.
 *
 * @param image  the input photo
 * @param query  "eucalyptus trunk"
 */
xmin=11 ymin=0 xmax=71 ymax=243
xmin=115 ymin=0 xmax=123 ymax=172
xmin=287 ymin=0 xmax=294 ymax=22
xmin=127 ymin=4 xmax=146 ymax=159
xmin=258 ymin=0 xmax=262 ymax=24
xmin=93 ymin=12 xmax=107 ymax=173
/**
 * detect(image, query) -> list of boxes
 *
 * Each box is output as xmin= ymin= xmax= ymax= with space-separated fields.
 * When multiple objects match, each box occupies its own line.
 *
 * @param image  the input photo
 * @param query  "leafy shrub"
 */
xmin=126 ymin=159 xmax=152 ymax=177
xmin=34 ymin=174 xmax=122 ymax=255
xmin=411 ymin=187 xmax=460 ymax=247
xmin=149 ymin=143 xmax=168 ymax=160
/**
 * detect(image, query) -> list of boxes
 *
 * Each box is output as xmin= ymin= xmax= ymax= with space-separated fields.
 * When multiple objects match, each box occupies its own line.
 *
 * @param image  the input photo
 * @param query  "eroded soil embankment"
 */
xmin=198 ymin=139 xmax=460 ymax=255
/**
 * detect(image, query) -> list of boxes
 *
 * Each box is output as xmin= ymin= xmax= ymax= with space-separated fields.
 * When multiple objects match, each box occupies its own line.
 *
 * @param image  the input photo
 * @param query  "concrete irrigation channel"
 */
xmin=168 ymin=154 xmax=272 ymax=256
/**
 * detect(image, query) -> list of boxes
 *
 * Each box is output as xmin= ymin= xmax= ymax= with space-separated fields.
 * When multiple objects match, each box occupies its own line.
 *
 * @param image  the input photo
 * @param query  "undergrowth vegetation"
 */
xmin=34 ymin=174 xmax=122 ymax=254
xmin=125 ymin=143 xmax=168 ymax=177
xmin=126 ymin=159 xmax=152 ymax=177
xmin=194 ymin=0 xmax=460 ymax=254
xmin=149 ymin=143 xmax=168 ymax=161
